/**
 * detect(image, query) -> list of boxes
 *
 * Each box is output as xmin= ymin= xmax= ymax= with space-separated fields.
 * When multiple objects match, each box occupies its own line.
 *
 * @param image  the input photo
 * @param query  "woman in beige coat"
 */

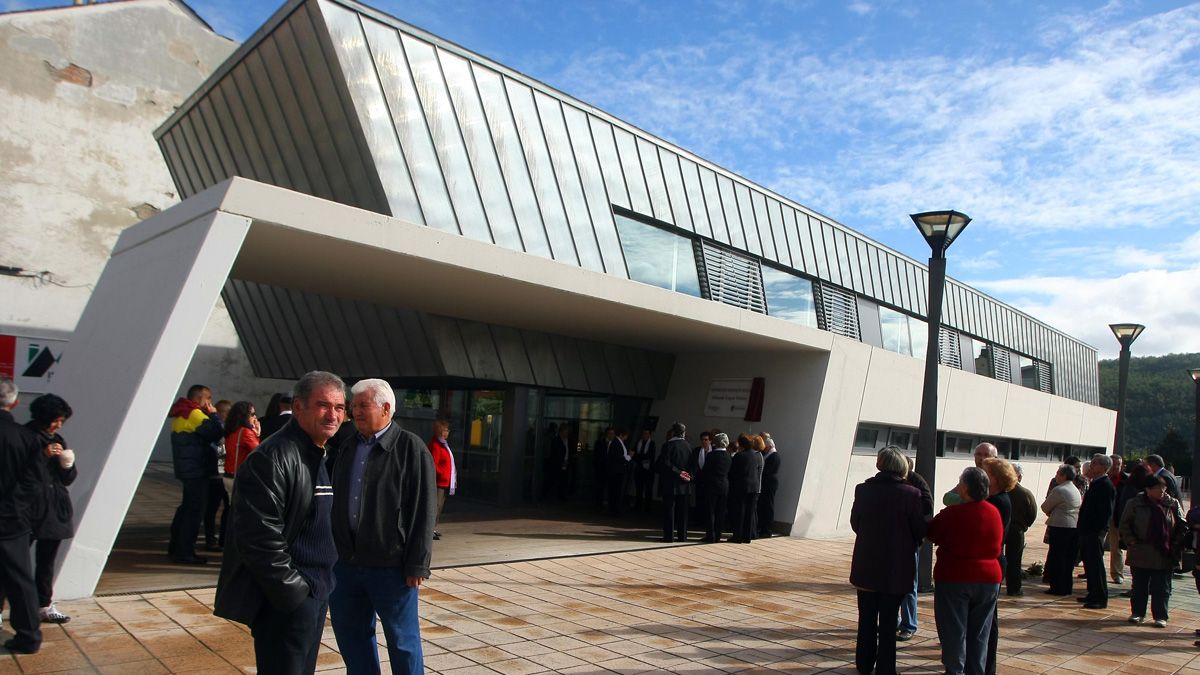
xmin=1119 ymin=474 xmax=1188 ymax=627
xmin=1041 ymin=464 xmax=1082 ymax=595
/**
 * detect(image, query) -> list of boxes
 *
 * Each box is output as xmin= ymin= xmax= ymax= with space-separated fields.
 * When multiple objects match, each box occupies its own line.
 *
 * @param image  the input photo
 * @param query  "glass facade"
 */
xmin=614 ymin=214 xmax=701 ymax=296
xmin=761 ymin=266 xmax=817 ymax=328
xmin=157 ymin=0 xmax=1102 ymax=405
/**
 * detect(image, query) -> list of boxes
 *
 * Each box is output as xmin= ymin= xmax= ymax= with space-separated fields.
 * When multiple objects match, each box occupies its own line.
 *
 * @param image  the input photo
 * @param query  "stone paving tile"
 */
xmin=8 ymin=527 xmax=1200 ymax=672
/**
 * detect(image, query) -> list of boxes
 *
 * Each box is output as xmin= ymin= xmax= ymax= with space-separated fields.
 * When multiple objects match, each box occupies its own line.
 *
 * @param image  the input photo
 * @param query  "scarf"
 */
xmin=1146 ymin=498 xmax=1173 ymax=557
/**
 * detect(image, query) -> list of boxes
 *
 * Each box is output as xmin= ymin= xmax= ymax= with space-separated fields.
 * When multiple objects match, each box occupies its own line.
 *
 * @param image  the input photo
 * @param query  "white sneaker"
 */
xmin=1153 ymin=619 xmax=1167 ymax=628
xmin=39 ymin=605 xmax=70 ymax=624
xmin=1128 ymin=615 xmax=1144 ymax=624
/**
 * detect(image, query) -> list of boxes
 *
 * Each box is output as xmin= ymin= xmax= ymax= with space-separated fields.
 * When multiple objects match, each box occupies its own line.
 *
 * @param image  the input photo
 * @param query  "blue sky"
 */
xmin=9 ymin=0 xmax=1199 ymax=359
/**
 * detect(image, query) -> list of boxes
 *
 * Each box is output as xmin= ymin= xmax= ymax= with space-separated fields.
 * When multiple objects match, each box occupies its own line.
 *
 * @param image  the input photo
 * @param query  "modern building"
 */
xmin=52 ymin=0 xmax=1114 ymax=598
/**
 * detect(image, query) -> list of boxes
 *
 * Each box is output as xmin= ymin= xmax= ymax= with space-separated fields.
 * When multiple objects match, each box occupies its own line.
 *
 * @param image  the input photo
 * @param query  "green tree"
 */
xmin=1099 ymin=352 xmax=1199 ymax=458
xmin=1155 ymin=426 xmax=1191 ymax=478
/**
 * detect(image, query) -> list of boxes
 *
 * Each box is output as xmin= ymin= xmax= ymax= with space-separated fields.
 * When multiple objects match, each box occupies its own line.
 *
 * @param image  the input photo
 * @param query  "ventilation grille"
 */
xmin=938 ymin=327 xmax=961 ymax=368
xmin=1036 ymin=361 xmax=1053 ymax=393
xmin=696 ymin=240 xmax=766 ymax=313
xmin=991 ymin=346 xmax=1012 ymax=383
xmin=814 ymin=281 xmax=860 ymax=340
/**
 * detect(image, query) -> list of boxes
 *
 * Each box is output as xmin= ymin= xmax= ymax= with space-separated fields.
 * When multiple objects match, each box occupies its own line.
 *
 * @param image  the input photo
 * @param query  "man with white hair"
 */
xmin=0 ymin=378 xmax=47 ymax=653
xmin=329 ymin=378 xmax=436 ymax=675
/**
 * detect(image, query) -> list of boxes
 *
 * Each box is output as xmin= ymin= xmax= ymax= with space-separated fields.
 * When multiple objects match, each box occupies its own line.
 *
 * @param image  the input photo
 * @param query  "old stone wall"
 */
xmin=0 ymin=1 xmax=292 ymax=457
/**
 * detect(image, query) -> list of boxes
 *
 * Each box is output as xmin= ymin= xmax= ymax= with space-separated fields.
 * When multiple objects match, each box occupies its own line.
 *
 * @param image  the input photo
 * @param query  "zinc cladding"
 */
xmin=153 ymin=0 xmax=1100 ymax=405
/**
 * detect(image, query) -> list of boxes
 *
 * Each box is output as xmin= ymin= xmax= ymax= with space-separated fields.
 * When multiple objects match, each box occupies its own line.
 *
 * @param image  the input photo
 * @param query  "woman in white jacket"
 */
xmin=1041 ymin=464 xmax=1083 ymax=595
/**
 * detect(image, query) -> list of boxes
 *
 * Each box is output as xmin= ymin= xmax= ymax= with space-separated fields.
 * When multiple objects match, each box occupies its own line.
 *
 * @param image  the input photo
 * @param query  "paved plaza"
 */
xmin=6 ymin=519 xmax=1200 ymax=674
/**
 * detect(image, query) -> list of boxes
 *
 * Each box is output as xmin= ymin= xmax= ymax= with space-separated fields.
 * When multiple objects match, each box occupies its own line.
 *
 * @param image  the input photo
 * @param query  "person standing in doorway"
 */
xmin=606 ymin=429 xmax=631 ymax=515
xmin=213 ymin=371 xmax=345 ymax=675
xmin=729 ymin=434 xmax=764 ymax=544
xmin=593 ymin=427 xmax=614 ymax=512
xmin=633 ymin=429 xmax=657 ymax=512
xmin=429 ymin=419 xmax=456 ymax=541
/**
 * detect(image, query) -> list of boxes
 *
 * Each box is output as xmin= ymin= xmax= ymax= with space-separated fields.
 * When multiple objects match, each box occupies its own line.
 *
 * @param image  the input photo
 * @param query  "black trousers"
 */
xmin=856 ymin=590 xmax=903 ymax=675
xmin=1046 ymin=526 xmax=1078 ymax=594
xmin=251 ymin=595 xmax=328 ymax=675
xmin=1080 ymin=529 xmax=1108 ymax=605
xmin=662 ymin=494 xmax=688 ymax=542
xmin=1130 ymin=567 xmax=1171 ymax=621
xmin=757 ymin=484 xmax=777 ymax=537
xmin=1004 ymin=529 xmax=1026 ymax=595
xmin=0 ymin=533 xmax=42 ymax=651
xmin=34 ymin=538 xmax=63 ymax=608
xmin=635 ymin=468 xmax=654 ymax=510
xmin=606 ymin=474 xmax=626 ymax=515
xmin=703 ymin=491 xmax=728 ymax=542
xmin=204 ymin=477 xmax=228 ymax=547
xmin=730 ymin=493 xmax=759 ymax=543
xmin=168 ymin=476 xmax=209 ymax=559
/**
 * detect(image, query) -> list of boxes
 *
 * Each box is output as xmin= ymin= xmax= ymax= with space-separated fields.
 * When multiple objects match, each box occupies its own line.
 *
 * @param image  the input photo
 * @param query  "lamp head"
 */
xmin=1108 ymin=323 xmax=1145 ymax=347
xmin=910 ymin=210 xmax=971 ymax=258
xmin=1188 ymin=368 xmax=1200 ymax=382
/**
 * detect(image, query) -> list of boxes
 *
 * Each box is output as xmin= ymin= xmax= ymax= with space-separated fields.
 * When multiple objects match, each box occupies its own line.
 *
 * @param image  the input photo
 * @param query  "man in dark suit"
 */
xmin=1145 ymin=454 xmax=1181 ymax=501
xmin=757 ymin=434 xmax=781 ymax=538
xmin=699 ymin=432 xmax=731 ymax=543
xmin=1077 ymin=454 xmax=1116 ymax=609
xmin=0 ymin=378 xmax=48 ymax=653
xmin=632 ymin=429 xmax=656 ymax=512
xmin=606 ymin=429 xmax=631 ymax=515
xmin=657 ymin=422 xmax=693 ymax=542
xmin=258 ymin=395 xmax=292 ymax=439
xmin=593 ymin=428 xmax=614 ymax=512
xmin=548 ymin=425 xmax=571 ymax=501
xmin=729 ymin=434 xmax=764 ymax=543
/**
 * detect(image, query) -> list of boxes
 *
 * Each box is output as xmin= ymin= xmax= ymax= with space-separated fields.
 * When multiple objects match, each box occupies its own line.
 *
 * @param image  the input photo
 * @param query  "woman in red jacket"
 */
xmin=927 ymin=466 xmax=1004 ymax=675
xmin=223 ymin=401 xmax=260 ymax=479
xmin=428 ymin=419 xmax=455 ymax=540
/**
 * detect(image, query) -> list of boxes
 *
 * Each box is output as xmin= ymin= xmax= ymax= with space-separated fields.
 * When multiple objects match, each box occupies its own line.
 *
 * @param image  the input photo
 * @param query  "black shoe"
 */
xmin=432 ymin=531 xmax=441 ymax=540
xmin=169 ymin=555 xmax=208 ymax=565
xmin=3 ymin=639 xmax=39 ymax=654
xmin=1076 ymin=597 xmax=1089 ymax=602
xmin=1006 ymin=591 xmax=1024 ymax=597
xmin=1083 ymin=602 xmax=1107 ymax=609
xmin=896 ymin=630 xmax=915 ymax=641
xmin=205 ymin=543 xmax=223 ymax=552
xmin=1120 ymin=590 xmax=1133 ymax=597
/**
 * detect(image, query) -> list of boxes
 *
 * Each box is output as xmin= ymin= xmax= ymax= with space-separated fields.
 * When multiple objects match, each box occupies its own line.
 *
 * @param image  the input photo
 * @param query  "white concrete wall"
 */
xmin=652 ymin=329 xmax=1117 ymax=540
xmin=0 ymin=2 xmax=288 ymax=454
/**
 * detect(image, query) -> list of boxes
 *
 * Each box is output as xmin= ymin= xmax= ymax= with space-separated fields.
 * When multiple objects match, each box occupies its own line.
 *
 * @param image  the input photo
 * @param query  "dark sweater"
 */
xmin=291 ymin=460 xmax=337 ymax=601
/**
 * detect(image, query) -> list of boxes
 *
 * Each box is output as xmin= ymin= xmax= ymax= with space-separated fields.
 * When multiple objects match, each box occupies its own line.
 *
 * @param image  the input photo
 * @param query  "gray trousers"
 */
xmin=934 ymin=582 xmax=999 ymax=675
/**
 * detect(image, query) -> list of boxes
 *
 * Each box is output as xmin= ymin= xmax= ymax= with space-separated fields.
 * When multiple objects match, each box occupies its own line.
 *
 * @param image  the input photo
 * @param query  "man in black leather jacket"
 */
xmin=0 ymin=378 xmax=48 ymax=653
xmin=214 ymin=371 xmax=346 ymax=675
xmin=329 ymin=378 xmax=436 ymax=675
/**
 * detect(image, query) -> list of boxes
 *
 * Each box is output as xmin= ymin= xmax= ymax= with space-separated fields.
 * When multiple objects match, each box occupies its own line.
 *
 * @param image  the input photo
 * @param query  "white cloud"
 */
xmin=973 ymin=267 xmax=1200 ymax=358
xmin=848 ymin=1 xmax=873 ymax=17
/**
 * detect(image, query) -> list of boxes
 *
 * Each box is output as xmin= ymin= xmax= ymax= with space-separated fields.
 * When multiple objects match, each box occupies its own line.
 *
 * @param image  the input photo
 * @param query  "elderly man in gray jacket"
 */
xmin=329 ymin=378 xmax=436 ymax=675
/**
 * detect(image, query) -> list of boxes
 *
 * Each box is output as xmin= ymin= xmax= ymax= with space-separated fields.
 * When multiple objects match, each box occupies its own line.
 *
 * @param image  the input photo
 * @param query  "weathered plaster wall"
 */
xmin=0 ymin=2 xmax=291 ymax=452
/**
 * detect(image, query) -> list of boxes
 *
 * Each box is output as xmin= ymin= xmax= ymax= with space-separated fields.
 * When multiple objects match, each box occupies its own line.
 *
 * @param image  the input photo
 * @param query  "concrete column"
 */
xmin=53 ymin=209 xmax=252 ymax=599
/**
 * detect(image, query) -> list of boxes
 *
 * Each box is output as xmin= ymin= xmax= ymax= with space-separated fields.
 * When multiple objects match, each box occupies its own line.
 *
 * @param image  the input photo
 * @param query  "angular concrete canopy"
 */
xmin=51 ymin=177 xmax=834 ymax=599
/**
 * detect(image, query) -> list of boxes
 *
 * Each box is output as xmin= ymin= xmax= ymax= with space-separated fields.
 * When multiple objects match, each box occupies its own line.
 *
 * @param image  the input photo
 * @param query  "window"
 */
xmin=854 ymin=426 xmax=881 ymax=452
xmin=879 ymin=306 xmax=927 ymax=358
xmin=974 ymin=343 xmax=995 ymax=378
xmin=1019 ymin=441 xmax=1065 ymax=462
xmin=944 ymin=434 xmax=975 ymax=457
xmin=888 ymin=430 xmax=913 ymax=452
xmin=614 ymin=213 xmax=701 ymax=296
xmin=761 ymin=266 xmax=817 ymax=328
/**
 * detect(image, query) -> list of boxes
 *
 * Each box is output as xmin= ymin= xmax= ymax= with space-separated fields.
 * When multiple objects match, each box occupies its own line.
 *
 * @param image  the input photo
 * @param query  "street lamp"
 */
xmin=1109 ymin=323 xmax=1145 ymax=458
xmin=911 ymin=209 xmax=971 ymax=591
xmin=1189 ymin=368 xmax=1200 ymax=509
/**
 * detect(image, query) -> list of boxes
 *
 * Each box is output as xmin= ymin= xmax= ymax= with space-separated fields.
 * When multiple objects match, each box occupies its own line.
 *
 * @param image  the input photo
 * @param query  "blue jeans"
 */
xmin=330 ymin=561 xmax=423 ymax=675
xmin=934 ymin=582 xmax=999 ymax=675
xmin=898 ymin=549 xmax=919 ymax=633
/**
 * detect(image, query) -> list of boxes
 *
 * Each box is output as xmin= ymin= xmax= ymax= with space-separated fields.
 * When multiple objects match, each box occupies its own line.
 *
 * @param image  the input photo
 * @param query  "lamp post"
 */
xmin=1109 ymin=323 xmax=1144 ymax=458
xmin=1189 ymin=368 xmax=1200 ymax=509
xmin=911 ymin=209 xmax=971 ymax=591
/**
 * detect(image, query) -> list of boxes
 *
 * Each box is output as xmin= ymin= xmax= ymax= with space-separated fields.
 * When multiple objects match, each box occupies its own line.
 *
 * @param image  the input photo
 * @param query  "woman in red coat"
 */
xmin=927 ymin=466 xmax=1004 ymax=675
xmin=428 ymin=419 xmax=455 ymax=540
xmin=222 ymin=401 xmax=260 ymax=478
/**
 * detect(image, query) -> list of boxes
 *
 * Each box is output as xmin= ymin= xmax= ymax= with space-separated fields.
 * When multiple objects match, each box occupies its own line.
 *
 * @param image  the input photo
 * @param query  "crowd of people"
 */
xmin=577 ymin=424 xmax=782 ymax=544
xmin=851 ymin=443 xmax=1198 ymax=675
